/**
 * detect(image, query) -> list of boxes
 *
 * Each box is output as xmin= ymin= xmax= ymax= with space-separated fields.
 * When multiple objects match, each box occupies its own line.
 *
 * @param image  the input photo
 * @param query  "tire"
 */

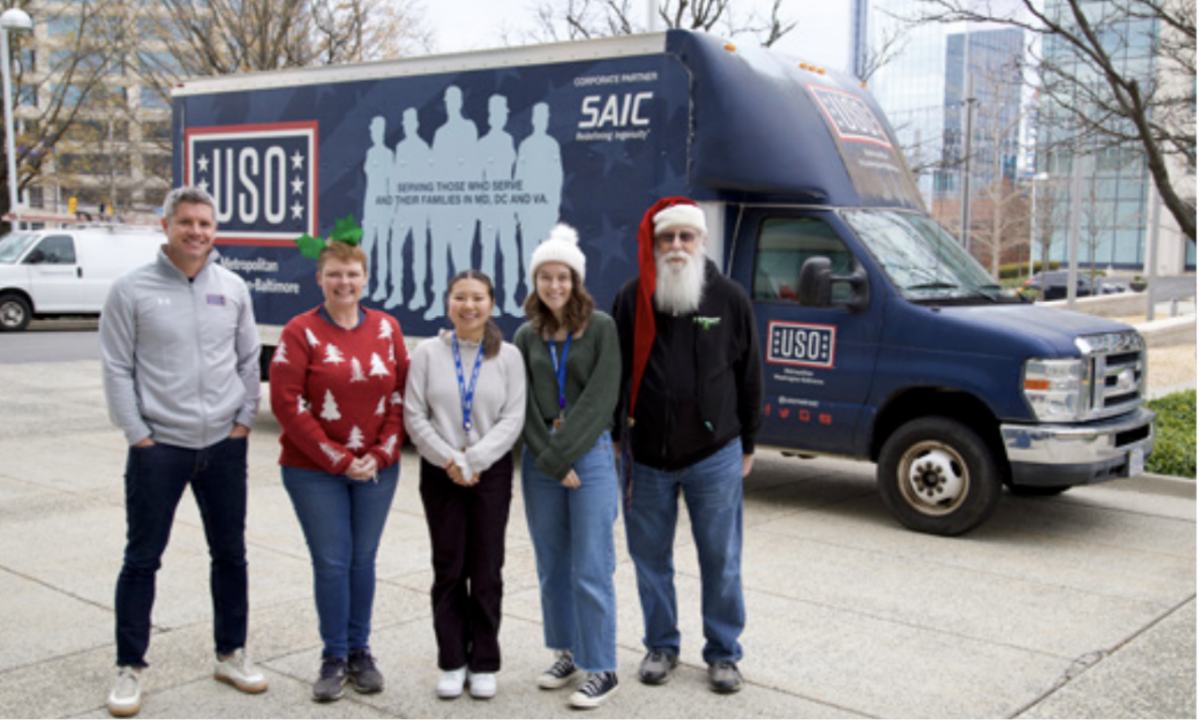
xmin=877 ymin=417 xmax=1002 ymax=536
xmin=0 ymin=293 xmax=31 ymax=332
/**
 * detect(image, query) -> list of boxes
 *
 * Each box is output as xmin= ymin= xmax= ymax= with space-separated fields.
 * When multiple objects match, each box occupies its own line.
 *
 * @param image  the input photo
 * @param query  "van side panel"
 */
xmin=174 ymin=51 xmax=693 ymax=337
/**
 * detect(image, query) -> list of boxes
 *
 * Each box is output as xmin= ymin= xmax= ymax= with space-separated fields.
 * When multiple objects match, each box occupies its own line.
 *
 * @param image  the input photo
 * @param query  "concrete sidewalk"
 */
xmin=0 ymin=360 xmax=1194 ymax=719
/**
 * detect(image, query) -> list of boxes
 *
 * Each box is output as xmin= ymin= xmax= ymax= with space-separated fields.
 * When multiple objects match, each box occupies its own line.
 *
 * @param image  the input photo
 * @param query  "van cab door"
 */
xmin=731 ymin=208 xmax=883 ymax=456
xmin=24 ymin=234 xmax=82 ymax=312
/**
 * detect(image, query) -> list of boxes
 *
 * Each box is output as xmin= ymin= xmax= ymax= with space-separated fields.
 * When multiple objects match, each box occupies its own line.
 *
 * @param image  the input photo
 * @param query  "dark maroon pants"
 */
xmin=419 ymin=453 xmax=513 ymax=672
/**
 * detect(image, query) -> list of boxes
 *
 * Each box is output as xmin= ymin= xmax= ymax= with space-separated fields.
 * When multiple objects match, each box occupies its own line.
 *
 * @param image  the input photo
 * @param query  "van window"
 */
xmin=0 ymin=232 xmax=38 ymax=263
xmin=752 ymin=217 xmax=853 ymax=303
xmin=26 ymin=235 xmax=76 ymax=265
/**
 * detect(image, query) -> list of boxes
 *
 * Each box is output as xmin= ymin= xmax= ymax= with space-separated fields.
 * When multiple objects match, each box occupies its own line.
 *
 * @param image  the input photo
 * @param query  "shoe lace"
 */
xmin=114 ymin=667 xmax=140 ymax=696
xmin=547 ymin=652 xmax=575 ymax=677
xmin=349 ymin=650 xmax=377 ymax=673
xmin=579 ymin=672 xmax=612 ymax=696
xmin=320 ymin=657 xmax=345 ymax=679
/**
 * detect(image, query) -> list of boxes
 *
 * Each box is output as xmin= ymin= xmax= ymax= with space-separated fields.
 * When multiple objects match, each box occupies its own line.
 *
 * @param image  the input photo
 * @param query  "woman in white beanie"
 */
xmin=513 ymin=224 xmax=622 ymax=709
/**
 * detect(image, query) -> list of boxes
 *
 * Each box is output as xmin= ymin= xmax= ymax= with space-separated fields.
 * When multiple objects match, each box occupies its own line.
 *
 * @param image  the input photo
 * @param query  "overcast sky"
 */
xmin=423 ymin=0 xmax=856 ymax=71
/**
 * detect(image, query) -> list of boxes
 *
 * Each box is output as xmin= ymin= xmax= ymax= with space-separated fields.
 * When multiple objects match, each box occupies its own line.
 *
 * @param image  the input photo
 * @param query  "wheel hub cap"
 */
xmin=906 ymin=449 xmax=964 ymax=504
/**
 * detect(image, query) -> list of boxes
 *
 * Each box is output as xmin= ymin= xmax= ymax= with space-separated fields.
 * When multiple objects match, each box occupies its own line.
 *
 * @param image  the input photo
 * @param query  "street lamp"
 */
xmin=0 ymin=7 xmax=32 ymax=220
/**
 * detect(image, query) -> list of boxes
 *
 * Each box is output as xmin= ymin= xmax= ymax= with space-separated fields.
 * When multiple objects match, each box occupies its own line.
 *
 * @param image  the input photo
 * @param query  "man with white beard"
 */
xmin=612 ymin=196 xmax=762 ymax=695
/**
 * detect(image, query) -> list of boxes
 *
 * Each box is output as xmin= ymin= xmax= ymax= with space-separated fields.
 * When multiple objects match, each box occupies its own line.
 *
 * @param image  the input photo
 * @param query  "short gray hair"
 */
xmin=162 ymin=186 xmax=216 ymax=222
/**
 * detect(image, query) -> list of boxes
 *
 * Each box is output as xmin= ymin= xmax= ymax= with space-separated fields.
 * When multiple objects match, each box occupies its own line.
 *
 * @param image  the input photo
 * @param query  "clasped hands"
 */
xmin=345 ymin=454 xmax=379 ymax=482
xmin=444 ymin=459 xmax=481 ymax=487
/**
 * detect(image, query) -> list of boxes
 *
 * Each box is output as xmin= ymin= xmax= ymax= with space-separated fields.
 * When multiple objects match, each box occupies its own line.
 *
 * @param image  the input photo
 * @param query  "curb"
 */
xmin=1105 ymin=472 xmax=1196 ymax=499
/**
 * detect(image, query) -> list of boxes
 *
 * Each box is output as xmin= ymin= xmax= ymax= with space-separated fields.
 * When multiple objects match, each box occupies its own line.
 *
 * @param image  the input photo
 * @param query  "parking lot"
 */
xmin=0 ymin=358 xmax=1194 ymax=718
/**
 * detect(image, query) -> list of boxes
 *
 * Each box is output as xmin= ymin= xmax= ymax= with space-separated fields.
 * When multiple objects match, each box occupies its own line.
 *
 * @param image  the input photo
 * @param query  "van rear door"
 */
xmin=25 ymin=234 xmax=83 ymax=312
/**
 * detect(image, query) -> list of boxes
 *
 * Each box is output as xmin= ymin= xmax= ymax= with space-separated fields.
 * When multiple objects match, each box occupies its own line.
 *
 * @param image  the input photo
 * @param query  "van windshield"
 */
xmin=0 ymin=232 xmax=38 ymax=264
xmin=841 ymin=209 xmax=1014 ymax=302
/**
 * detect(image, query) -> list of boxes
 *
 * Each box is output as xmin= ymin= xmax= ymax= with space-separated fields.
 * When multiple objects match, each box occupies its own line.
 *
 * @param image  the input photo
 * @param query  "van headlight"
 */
xmin=1023 ymin=358 xmax=1090 ymax=422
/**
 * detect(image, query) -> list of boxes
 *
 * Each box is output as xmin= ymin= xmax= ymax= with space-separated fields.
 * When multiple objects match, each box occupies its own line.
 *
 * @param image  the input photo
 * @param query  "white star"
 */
xmin=291 ymin=150 xmax=305 ymax=170
xmin=291 ymin=176 xmax=304 ymax=195
xmin=197 ymin=155 xmax=209 ymax=173
xmin=291 ymin=201 xmax=304 ymax=219
xmin=198 ymin=178 xmax=209 ymax=193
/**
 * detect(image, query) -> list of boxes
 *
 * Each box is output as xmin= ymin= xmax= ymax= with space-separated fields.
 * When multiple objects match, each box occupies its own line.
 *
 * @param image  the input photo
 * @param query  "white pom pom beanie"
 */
xmin=529 ymin=223 xmax=587 ymax=284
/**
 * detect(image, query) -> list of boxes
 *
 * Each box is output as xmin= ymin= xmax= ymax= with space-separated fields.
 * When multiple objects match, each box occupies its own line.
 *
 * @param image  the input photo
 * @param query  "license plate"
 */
xmin=1128 ymin=447 xmax=1145 ymax=477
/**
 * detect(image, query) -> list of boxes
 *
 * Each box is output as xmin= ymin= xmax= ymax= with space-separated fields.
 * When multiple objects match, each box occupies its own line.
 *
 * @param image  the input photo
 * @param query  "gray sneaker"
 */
xmin=347 ymin=649 xmax=384 ymax=694
xmin=637 ymin=650 xmax=678 ymax=685
xmin=312 ymin=656 xmax=347 ymax=702
xmin=106 ymin=666 xmax=142 ymax=717
xmin=708 ymin=661 xmax=743 ymax=694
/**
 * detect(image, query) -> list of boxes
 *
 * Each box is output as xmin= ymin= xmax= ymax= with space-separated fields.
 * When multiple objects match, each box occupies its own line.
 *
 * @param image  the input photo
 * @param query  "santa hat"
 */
xmin=529 ymin=223 xmax=587 ymax=285
xmin=627 ymin=196 xmax=702 ymax=421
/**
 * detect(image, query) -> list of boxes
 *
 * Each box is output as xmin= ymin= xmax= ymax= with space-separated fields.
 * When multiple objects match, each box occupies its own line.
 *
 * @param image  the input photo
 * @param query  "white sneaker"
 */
xmin=468 ymin=671 xmax=496 ymax=699
xmin=213 ymin=648 xmax=268 ymax=693
xmin=107 ymin=666 xmax=142 ymax=717
xmin=437 ymin=666 xmax=467 ymax=699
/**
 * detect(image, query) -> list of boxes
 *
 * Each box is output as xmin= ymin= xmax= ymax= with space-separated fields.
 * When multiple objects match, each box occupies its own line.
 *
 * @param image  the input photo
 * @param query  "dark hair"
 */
xmin=523 ymin=266 xmax=595 ymax=337
xmin=447 ymin=270 xmax=503 ymax=359
xmin=317 ymin=241 xmax=368 ymax=274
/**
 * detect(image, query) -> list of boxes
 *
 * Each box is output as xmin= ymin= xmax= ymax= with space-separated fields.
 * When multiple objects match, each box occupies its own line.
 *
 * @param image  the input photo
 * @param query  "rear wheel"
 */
xmin=877 ymin=417 xmax=1002 ymax=536
xmin=0 ymin=293 xmax=31 ymax=331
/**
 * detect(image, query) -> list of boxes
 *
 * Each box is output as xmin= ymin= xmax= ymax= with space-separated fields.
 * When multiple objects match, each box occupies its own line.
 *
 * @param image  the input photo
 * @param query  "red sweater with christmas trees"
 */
xmin=269 ymin=306 xmax=409 ymax=475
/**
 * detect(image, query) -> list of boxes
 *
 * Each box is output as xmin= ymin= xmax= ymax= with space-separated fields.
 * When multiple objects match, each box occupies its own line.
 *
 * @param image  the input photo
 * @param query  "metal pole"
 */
xmin=1066 ymin=145 xmax=1083 ymax=309
xmin=1 ymin=27 xmax=18 ymax=217
xmin=1029 ymin=176 xmax=1038 ymax=278
xmin=1145 ymin=181 xmax=1161 ymax=322
xmin=959 ymin=36 xmax=974 ymax=249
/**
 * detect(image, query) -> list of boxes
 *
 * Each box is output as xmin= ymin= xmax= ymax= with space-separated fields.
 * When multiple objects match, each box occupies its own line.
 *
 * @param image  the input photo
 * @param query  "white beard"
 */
xmin=654 ymin=249 xmax=706 ymax=315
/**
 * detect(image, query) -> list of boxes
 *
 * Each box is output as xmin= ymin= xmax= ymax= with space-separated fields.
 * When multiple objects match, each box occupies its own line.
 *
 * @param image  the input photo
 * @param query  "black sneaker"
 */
xmin=708 ymin=661 xmax=743 ymax=694
xmin=347 ymin=649 xmax=384 ymax=694
xmin=569 ymin=672 xmax=618 ymax=709
xmin=638 ymin=650 xmax=678 ymax=685
xmin=312 ymin=656 xmax=346 ymax=702
xmin=538 ymin=651 xmax=579 ymax=689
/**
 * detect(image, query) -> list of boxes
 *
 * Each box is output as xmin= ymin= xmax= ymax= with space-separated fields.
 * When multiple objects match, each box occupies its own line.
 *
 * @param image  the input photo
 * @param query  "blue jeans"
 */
xmin=522 ymin=431 xmax=619 ymax=673
xmin=624 ymin=438 xmax=745 ymax=665
xmin=115 ymin=437 xmax=249 ymax=668
xmin=282 ymin=463 xmax=399 ymax=659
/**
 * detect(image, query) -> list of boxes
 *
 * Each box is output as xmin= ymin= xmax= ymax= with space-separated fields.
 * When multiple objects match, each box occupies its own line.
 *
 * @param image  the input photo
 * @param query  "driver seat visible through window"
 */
xmin=752 ymin=217 xmax=852 ymax=303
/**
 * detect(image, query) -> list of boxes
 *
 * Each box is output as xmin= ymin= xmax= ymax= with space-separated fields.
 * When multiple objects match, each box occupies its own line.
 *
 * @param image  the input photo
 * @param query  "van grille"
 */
xmin=1077 ymin=331 xmax=1147 ymax=420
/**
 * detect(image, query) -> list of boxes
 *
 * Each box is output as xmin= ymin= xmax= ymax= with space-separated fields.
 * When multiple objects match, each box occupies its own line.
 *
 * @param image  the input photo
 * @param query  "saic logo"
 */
xmin=767 ymin=321 xmax=836 ymax=369
xmin=185 ymin=121 xmax=319 ymax=245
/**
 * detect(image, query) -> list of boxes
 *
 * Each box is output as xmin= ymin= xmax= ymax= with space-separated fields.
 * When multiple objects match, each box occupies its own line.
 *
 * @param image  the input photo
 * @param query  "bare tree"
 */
xmin=1 ymin=0 xmax=130 ymax=223
xmin=906 ymin=0 xmax=1196 ymax=241
xmin=529 ymin=0 xmax=797 ymax=47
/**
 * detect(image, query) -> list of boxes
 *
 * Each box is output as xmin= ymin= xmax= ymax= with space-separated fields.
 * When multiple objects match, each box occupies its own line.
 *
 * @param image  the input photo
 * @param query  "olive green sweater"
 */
xmin=514 ymin=311 xmax=621 ymax=481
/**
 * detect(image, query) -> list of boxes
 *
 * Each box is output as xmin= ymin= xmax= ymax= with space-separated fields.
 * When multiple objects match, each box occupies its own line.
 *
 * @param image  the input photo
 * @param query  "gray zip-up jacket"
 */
xmin=100 ymin=247 xmax=261 ymax=448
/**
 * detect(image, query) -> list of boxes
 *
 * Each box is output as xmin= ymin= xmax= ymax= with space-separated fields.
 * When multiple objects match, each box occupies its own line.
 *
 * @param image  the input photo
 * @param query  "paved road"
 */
xmin=0 ymin=360 xmax=1194 ymax=719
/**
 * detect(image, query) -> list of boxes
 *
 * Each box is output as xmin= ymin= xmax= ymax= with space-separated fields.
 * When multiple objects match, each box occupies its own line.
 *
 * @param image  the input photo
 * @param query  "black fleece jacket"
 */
xmin=612 ymin=260 xmax=763 ymax=471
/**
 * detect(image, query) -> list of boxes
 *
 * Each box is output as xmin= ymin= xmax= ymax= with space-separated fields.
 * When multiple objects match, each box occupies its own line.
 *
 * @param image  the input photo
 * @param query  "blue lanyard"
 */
xmin=452 ymin=333 xmax=485 ymax=433
xmin=548 ymin=333 xmax=571 ymax=414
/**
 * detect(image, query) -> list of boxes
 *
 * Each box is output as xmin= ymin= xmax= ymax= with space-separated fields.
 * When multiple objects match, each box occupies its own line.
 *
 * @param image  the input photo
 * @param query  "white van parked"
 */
xmin=0 ymin=224 xmax=164 ymax=331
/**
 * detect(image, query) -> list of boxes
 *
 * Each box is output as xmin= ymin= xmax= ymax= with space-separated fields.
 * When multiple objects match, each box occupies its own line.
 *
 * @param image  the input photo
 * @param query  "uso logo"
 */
xmin=184 ymin=121 xmax=319 ymax=246
xmin=806 ymin=85 xmax=892 ymax=149
xmin=766 ymin=321 xmax=836 ymax=369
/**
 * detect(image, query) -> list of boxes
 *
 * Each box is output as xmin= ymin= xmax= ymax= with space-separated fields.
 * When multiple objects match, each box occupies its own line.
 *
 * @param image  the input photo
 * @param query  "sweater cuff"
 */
xmin=535 ymin=447 xmax=570 ymax=482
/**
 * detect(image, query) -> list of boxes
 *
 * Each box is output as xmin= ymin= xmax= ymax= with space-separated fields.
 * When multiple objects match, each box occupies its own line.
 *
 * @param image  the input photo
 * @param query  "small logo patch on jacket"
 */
xmin=206 ymin=294 xmax=227 ymax=306
xmin=694 ymin=316 xmax=721 ymax=330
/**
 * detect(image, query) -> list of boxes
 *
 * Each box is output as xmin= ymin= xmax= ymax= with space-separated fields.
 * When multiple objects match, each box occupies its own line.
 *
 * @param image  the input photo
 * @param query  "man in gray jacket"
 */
xmin=100 ymin=186 xmax=265 ymax=717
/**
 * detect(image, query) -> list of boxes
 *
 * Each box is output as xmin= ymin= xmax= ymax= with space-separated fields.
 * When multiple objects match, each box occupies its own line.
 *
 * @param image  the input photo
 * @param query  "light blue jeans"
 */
xmin=522 ymin=430 xmax=620 ymax=672
xmin=282 ymin=463 xmax=399 ymax=659
xmin=625 ymin=438 xmax=745 ymax=665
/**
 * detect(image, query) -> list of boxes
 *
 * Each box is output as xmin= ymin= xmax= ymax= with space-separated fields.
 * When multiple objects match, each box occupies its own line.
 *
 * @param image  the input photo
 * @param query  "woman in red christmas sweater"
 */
xmin=269 ymin=240 xmax=409 ymax=703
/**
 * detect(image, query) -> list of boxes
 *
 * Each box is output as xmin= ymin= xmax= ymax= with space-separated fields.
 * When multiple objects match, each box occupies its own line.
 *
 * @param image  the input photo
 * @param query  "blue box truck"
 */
xmin=171 ymin=30 xmax=1156 ymax=535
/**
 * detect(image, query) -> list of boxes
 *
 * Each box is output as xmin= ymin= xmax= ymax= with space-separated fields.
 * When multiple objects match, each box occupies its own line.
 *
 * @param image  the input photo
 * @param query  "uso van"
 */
xmin=170 ymin=30 xmax=1155 ymax=535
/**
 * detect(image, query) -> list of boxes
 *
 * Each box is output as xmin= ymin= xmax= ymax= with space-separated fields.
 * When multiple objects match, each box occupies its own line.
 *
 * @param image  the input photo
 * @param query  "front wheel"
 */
xmin=0 ymin=293 xmax=31 ymax=331
xmin=877 ymin=417 xmax=1002 ymax=536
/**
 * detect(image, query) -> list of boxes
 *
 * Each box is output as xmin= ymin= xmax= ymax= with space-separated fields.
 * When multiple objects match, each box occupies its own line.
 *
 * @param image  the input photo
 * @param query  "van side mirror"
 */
xmin=798 ymin=256 xmax=870 ymax=311
xmin=798 ymin=257 xmax=832 ymax=307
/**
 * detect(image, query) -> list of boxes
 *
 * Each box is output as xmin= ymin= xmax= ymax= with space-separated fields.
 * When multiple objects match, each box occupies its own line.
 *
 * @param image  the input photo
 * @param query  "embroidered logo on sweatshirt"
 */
xmin=206 ymin=294 xmax=226 ymax=306
xmin=694 ymin=316 xmax=721 ymax=330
